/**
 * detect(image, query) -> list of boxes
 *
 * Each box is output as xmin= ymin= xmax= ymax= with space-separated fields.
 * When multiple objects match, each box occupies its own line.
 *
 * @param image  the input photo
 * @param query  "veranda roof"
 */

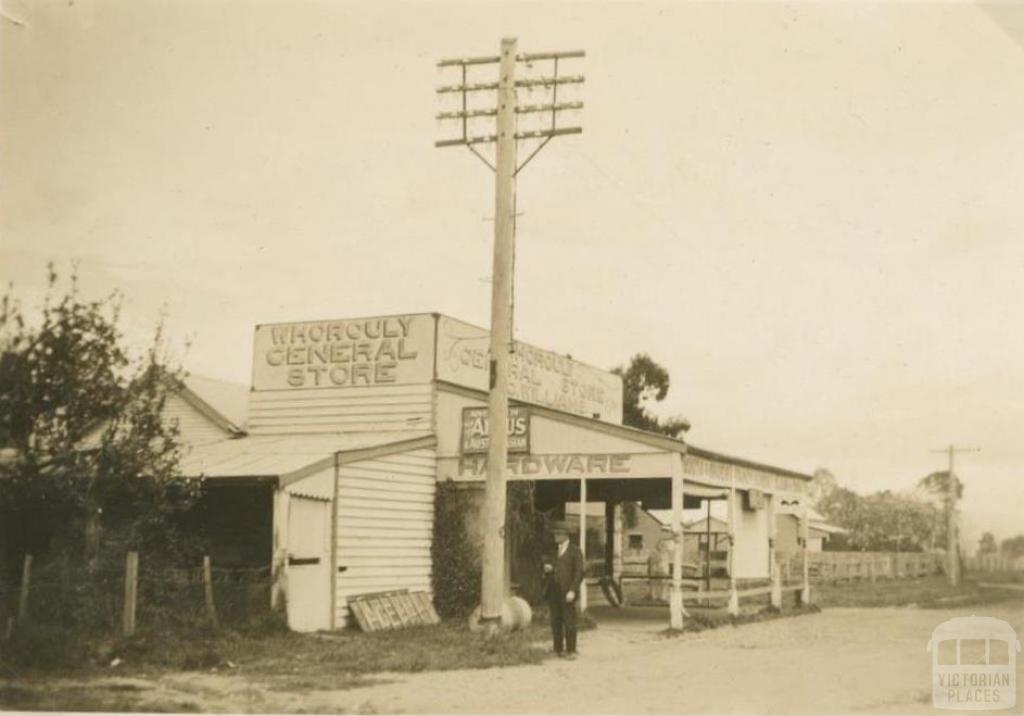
xmin=178 ymin=431 xmax=433 ymax=483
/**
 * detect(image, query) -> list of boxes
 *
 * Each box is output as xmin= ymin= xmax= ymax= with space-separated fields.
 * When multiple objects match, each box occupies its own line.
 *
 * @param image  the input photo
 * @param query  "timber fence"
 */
xmin=965 ymin=554 xmax=1024 ymax=574
xmin=777 ymin=550 xmax=941 ymax=585
xmin=1 ymin=552 xmax=271 ymax=640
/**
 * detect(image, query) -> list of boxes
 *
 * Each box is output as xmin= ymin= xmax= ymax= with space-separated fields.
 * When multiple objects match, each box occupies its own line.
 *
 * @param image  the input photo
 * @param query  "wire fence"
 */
xmin=1 ymin=552 xmax=272 ymax=639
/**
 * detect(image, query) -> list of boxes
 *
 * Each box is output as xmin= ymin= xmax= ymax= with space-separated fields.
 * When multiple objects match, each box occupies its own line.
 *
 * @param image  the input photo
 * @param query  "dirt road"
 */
xmin=4 ymin=603 xmax=1022 ymax=714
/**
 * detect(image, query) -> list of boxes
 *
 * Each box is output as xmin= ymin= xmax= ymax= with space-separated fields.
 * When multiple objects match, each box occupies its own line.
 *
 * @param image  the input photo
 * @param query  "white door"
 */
xmin=286 ymin=496 xmax=332 ymax=632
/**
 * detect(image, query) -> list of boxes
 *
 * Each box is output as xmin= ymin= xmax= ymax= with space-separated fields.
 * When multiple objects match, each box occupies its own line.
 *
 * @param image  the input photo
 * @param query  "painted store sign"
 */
xmin=435 ymin=315 xmax=623 ymax=423
xmin=252 ymin=314 xmax=435 ymax=390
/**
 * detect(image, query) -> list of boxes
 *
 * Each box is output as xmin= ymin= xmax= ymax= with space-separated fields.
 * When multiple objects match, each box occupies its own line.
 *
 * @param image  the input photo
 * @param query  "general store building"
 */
xmin=172 ymin=313 xmax=815 ymax=632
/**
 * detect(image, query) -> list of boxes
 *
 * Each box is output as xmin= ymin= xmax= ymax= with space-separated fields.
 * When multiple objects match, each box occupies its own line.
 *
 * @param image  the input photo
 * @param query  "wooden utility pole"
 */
xmin=17 ymin=554 xmax=32 ymax=624
xmin=476 ymin=37 xmax=518 ymax=632
xmin=202 ymin=555 xmax=219 ymax=630
xmin=436 ymin=40 xmax=585 ymax=633
xmin=931 ymin=445 xmax=980 ymax=587
xmin=123 ymin=551 xmax=138 ymax=637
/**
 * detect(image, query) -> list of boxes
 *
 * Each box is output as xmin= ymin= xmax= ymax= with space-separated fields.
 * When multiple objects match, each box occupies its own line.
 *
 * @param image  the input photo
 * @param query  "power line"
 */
xmin=435 ymin=38 xmax=584 ymax=634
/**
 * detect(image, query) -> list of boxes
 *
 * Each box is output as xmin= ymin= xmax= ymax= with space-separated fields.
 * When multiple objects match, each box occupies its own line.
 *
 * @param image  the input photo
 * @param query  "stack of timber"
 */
xmin=348 ymin=589 xmax=441 ymax=632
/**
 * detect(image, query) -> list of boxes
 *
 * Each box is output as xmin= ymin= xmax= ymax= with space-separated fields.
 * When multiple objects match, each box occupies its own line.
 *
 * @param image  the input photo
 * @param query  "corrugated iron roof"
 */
xmin=179 ymin=431 xmax=432 ymax=480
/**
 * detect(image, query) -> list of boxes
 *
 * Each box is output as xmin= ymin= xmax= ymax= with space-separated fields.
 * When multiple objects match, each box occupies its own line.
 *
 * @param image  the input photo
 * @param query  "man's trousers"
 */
xmin=548 ymin=593 xmax=578 ymax=654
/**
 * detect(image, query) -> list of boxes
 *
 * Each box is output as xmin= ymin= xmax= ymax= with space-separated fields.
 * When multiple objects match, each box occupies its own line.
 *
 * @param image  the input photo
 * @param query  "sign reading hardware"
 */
xmin=457 ymin=453 xmax=633 ymax=478
xmin=460 ymin=406 xmax=530 ymax=455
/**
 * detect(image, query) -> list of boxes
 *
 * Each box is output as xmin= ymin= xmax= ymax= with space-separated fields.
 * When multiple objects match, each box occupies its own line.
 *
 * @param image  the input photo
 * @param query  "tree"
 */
xmin=611 ymin=353 xmax=690 ymax=438
xmin=0 ymin=266 xmax=201 ymax=576
xmin=818 ymin=485 xmax=942 ymax=552
xmin=977 ymin=532 xmax=998 ymax=555
xmin=917 ymin=470 xmax=963 ymax=502
xmin=808 ymin=468 xmax=838 ymax=510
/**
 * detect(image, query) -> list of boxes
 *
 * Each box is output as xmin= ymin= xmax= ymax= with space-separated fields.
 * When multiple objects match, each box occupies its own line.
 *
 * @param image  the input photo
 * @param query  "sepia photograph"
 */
xmin=1 ymin=1 xmax=1022 ymax=713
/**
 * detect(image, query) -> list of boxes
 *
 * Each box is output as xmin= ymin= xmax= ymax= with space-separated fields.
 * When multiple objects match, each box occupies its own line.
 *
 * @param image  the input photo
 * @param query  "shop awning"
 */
xmin=179 ymin=431 xmax=434 ymax=483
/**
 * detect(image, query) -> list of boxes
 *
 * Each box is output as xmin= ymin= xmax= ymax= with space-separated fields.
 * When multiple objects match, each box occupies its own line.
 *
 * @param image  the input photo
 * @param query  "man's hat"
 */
xmin=551 ymin=519 xmax=571 ymax=535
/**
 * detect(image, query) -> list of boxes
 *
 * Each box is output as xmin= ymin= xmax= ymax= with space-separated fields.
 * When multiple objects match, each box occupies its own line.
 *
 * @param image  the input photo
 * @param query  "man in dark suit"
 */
xmin=543 ymin=520 xmax=584 ymax=659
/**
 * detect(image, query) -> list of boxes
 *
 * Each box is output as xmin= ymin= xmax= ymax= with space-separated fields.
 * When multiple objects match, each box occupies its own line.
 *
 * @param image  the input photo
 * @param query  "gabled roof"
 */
xmin=809 ymin=522 xmax=848 ymax=535
xmin=179 ymin=431 xmax=434 ymax=485
xmin=684 ymin=516 xmax=730 ymax=534
xmin=176 ymin=374 xmax=249 ymax=434
xmin=776 ymin=503 xmax=826 ymax=521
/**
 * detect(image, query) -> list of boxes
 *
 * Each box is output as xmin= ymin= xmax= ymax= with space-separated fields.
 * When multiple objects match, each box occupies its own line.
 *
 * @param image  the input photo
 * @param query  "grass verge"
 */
xmin=660 ymin=603 xmax=821 ymax=637
xmin=812 ymin=575 xmax=1024 ymax=609
xmin=1 ymin=614 xmax=552 ymax=711
xmin=1 ymin=614 xmax=550 ymax=678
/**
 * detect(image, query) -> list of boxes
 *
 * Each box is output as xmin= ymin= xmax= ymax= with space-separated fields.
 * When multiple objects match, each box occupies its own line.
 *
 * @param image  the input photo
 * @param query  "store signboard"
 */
xmin=252 ymin=314 xmax=435 ymax=390
xmin=435 ymin=316 xmax=623 ymax=423
xmin=460 ymin=406 xmax=530 ymax=455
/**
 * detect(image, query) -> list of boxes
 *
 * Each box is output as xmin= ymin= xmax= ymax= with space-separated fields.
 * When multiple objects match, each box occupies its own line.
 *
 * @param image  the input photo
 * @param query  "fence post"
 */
xmin=202 ymin=555 xmax=219 ymax=630
xmin=123 ymin=551 xmax=138 ymax=637
xmin=17 ymin=554 xmax=32 ymax=624
xmin=770 ymin=552 xmax=782 ymax=609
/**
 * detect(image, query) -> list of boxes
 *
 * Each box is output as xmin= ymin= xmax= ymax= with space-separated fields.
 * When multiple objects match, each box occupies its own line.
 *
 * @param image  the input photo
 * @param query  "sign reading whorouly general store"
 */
xmin=252 ymin=314 xmax=435 ymax=390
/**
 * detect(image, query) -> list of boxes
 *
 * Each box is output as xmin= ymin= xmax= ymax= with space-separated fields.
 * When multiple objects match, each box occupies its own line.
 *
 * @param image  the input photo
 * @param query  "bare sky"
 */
xmin=2 ymin=0 xmax=1021 ymax=544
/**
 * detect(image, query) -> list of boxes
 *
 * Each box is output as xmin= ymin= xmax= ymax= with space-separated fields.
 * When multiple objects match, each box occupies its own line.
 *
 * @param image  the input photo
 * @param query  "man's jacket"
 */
xmin=546 ymin=542 xmax=584 ymax=600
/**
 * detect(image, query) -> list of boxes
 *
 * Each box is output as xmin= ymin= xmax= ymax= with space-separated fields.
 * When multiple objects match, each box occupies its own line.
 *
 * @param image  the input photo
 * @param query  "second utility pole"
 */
xmin=932 ymin=444 xmax=980 ymax=588
xmin=481 ymin=37 xmax=518 ymax=634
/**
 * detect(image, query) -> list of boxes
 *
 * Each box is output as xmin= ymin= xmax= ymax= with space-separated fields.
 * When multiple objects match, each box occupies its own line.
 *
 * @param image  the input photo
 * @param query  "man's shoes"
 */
xmin=564 ymin=651 xmax=578 ymax=660
xmin=554 ymin=651 xmax=565 ymax=658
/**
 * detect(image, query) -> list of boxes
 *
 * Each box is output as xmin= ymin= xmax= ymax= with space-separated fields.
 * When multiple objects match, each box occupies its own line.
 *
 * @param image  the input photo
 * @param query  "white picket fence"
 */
xmin=778 ymin=550 xmax=941 ymax=584
xmin=965 ymin=554 xmax=1024 ymax=573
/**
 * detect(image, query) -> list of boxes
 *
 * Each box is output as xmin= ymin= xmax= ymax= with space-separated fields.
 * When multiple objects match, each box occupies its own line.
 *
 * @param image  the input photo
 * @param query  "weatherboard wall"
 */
xmin=333 ymin=446 xmax=437 ymax=627
xmin=246 ymin=384 xmax=434 ymax=435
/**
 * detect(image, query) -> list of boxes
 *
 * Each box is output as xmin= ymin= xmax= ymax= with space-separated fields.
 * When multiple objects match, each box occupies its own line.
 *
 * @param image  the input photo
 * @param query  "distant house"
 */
xmin=564 ymin=502 xmax=675 ymax=576
xmin=774 ymin=504 xmax=847 ymax=553
xmin=684 ymin=515 xmax=730 ymax=578
xmin=621 ymin=506 xmax=673 ymax=569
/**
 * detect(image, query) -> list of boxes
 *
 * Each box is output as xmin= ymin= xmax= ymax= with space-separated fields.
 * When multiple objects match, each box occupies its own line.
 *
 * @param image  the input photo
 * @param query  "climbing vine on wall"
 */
xmin=431 ymin=480 xmax=555 ymax=617
xmin=431 ymin=480 xmax=481 ymax=618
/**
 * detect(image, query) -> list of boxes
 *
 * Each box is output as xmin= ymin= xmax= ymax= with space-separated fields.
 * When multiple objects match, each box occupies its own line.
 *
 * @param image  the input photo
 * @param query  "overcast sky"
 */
xmin=2 ymin=0 xmax=1021 ymax=544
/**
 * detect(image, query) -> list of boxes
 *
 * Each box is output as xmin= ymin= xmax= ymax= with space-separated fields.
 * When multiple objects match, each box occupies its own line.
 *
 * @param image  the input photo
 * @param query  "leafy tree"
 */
xmin=611 ymin=353 xmax=689 ymax=438
xmin=0 ymin=267 xmax=201 ymax=577
xmin=818 ymin=485 xmax=942 ymax=552
xmin=917 ymin=470 xmax=963 ymax=502
xmin=977 ymin=532 xmax=998 ymax=555
xmin=808 ymin=468 xmax=838 ymax=510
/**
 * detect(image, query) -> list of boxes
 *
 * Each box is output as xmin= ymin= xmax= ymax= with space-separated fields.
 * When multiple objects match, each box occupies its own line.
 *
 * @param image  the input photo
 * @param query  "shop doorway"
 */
xmin=286 ymin=495 xmax=332 ymax=632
